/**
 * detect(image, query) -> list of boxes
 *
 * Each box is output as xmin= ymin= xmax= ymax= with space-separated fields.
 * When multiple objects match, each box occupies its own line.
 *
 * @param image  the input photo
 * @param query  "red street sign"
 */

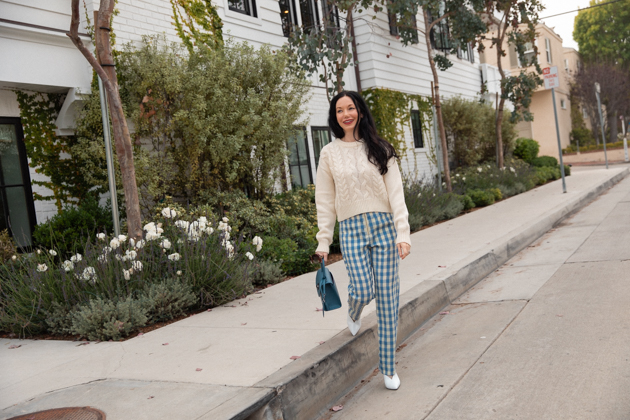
xmin=543 ymin=66 xmax=559 ymax=89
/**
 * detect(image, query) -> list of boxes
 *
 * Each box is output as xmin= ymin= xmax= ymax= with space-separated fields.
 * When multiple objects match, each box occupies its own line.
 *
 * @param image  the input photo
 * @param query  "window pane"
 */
xmin=295 ymin=131 xmax=309 ymax=165
xmin=411 ymin=111 xmax=423 ymax=148
xmin=300 ymin=0 xmax=319 ymax=30
xmin=300 ymin=164 xmax=312 ymax=186
xmin=312 ymin=127 xmax=331 ymax=168
xmin=279 ymin=0 xmax=296 ymax=37
xmin=0 ymin=124 xmax=24 ymax=186
xmin=290 ymin=165 xmax=303 ymax=188
xmin=5 ymin=186 xmax=32 ymax=248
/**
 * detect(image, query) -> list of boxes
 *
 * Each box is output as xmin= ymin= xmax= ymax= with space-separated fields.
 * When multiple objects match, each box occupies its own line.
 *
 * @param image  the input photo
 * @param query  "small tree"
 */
xmin=67 ymin=0 xmax=142 ymax=239
xmin=483 ymin=0 xmax=544 ymax=169
xmin=571 ymin=63 xmax=630 ymax=144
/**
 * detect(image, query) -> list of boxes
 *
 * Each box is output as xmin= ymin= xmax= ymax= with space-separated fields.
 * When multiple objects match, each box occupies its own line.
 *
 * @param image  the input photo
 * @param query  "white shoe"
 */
xmin=347 ymin=313 xmax=361 ymax=336
xmin=384 ymin=373 xmax=400 ymax=390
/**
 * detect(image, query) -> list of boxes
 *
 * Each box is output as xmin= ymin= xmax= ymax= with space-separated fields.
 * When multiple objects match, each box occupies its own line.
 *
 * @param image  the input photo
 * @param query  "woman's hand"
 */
xmin=397 ymin=242 xmax=411 ymax=260
xmin=315 ymin=252 xmax=328 ymax=263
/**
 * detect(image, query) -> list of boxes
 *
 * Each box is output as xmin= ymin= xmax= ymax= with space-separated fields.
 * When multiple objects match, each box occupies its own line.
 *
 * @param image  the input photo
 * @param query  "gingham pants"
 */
xmin=340 ymin=211 xmax=400 ymax=376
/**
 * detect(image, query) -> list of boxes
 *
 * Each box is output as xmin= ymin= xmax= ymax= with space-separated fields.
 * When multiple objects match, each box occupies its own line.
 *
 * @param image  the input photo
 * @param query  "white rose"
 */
xmin=222 ymin=217 xmax=229 ymax=223
xmin=176 ymin=270 xmax=182 ymax=276
xmin=110 ymin=238 xmax=120 ymax=249
xmin=62 ymin=260 xmax=74 ymax=272
xmin=205 ymin=227 xmax=214 ymax=235
xmin=125 ymin=250 xmax=137 ymax=260
xmin=161 ymin=207 xmax=177 ymax=218
xmin=97 ymin=233 xmax=106 ymax=241
xmin=135 ymin=239 xmax=145 ymax=249
xmin=477 ymin=167 xmax=483 ymax=173
xmin=11 ymin=255 xmax=17 ymax=261
xmin=252 ymin=236 xmax=263 ymax=252
xmin=117 ymin=235 xmax=127 ymax=243
xmin=168 ymin=253 xmax=181 ymax=261
xmin=37 ymin=263 xmax=48 ymax=272
xmin=70 ymin=253 xmax=82 ymax=263
xmin=245 ymin=252 xmax=254 ymax=260
xmin=36 ymin=249 xmax=42 ymax=255
xmin=129 ymin=238 xmax=135 ymax=247
xmin=49 ymin=250 xmax=57 ymax=256
xmin=160 ymin=239 xmax=172 ymax=250
xmin=123 ymin=269 xmax=131 ymax=280
xmin=82 ymin=267 xmax=96 ymax=280
xmin=132 ymin=260 xmax=142 ymax=272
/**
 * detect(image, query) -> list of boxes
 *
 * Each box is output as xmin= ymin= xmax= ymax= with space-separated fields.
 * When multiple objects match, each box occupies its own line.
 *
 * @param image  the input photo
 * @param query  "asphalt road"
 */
xmin=323 ymin=175 xmax=630 ymax=420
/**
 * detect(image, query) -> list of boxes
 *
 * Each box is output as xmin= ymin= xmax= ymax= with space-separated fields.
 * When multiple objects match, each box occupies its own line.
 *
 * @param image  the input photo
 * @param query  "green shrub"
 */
xmin=45 ymin=302 xmax=74 ymax=335
xmin=258 ymin=236 xmax=316 ymax=276
xmin=564 ymin=165 xmax=571 ymax=176
xmin=513 ymin=138 xmax=540 ymax=163
xmin=489 ymin=188 xmax=502 ymax=201
xmin=33 ymin=195 xmax=113 ymax=259
xmin=251 ymin=260 xmax=285 ymax=287
xmin=140 ymin=278 xmax=197 ymax=324
xmin=467 ymin=189 xmax=496 ymax=207
xmin=408 ymin=213 xmax=424 ymax=232
xmin=458 ymin=194 xmax=475 ymax=211
xmin=404 ymin=179 xmax=464 ymax=230
xmin=531 ymin=156 xmax=558 ymax=167
xmin=70 ymin=296 xmax=147 ymax=341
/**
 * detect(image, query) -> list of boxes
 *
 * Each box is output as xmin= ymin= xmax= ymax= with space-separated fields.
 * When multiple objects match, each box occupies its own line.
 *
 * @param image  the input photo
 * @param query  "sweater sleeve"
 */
xmin=383 ymin=158 xmax=411 ymax=245
xmin=315 ymin=148 xmax=337 ymax=253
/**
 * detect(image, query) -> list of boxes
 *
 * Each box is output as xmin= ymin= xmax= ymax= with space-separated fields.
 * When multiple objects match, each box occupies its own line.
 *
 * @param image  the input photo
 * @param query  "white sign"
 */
xmin=543 ymin=66 xmax=559 ymax=89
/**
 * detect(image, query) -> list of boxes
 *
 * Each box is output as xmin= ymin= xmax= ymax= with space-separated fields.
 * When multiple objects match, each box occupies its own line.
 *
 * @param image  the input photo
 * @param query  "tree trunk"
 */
xmin=68 ymin=0 xmax=143 ymax=240
xmin=494 ymin=20 xmax=507 ymax=169
xmin=423 ymin=9 xmax=451 ymax=192
xmin=610 ymin=110 xmax=618 ymax=143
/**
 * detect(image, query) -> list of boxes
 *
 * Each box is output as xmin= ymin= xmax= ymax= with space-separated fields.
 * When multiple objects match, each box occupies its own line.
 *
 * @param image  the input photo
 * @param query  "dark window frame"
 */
xmin=228 ymin=0 xmax=258 ymax=18
xmin=299 ymin=0 xmax=320 ymax=32
xmin=287 ymin=127 xmax=313 ymax=189
xmin=279 ymin=0 xmax=299 ymax=37
xmin=428 ymin=10 xmax=452 ymax=52
xmin=0 ymin=117 xmax=37 ymax=252
xmin=410 ymin=110 xmax=424 ymax=149
xmin=311 ymin=126 xmax=332 ymax=169
xmin=388 ymin=8 xmax=418 ymax=43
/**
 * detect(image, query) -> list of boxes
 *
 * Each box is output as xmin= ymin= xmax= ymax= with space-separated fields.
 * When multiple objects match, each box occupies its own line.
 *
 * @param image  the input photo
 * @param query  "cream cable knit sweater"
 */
xmin=315 ymin=139 xmax=411 ymax=253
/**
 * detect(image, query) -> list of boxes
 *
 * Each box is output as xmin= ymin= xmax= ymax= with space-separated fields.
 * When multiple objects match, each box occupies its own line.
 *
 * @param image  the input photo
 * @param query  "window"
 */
xmin=228 ymin=0 xmax=257 ymax=17
xmin=321 ymin=0 xmax=340 ymax=47
xmin=545 ymin=37 xmax=552 ymax=63
xmin=520 ymin=41 xmax=536 ymax=67
xmin=279 ymin=0 xmax=298 ymax=37
xmin=583 ymin=107 xmax=588 ymax=119
xmin=0 ymin=118 xmax=37 ymax=251
xmin=560 ymin=99 xmax=566 ymax=109
xmin=411 ymin=110 xmax=424 ymax=148
xmin=287 ymin=128 xmax=312 ymax=188
xmin=388 ymin=8 xmax=419 ymax=43
xmin=312 ymin=126 xmax=332 ymax=168
xmin=457 ymin=43 xmax=474 ymax=63
xmin=299 ymin=0 xmax=320 ymax=31
xmin=428 ymin=8 xmax=452 ymax=51
xmin=564 ymin=58 xmax=569 ymax=72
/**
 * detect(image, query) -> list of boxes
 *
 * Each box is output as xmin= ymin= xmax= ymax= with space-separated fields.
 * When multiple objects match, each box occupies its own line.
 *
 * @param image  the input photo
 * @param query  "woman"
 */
xmin=315 ymin=91 xmax=411 ymax=391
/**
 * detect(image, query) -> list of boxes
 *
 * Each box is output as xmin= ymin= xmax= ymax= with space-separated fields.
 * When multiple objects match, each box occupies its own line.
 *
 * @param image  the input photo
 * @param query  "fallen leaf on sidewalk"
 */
xmin=315 ymin=307 xmax=323 ymax=312
xmin=290 ymin=356 xmax=300 ymax=360
xmin=318 ymin=341 xmax=325 ymax=345
xmin=207 ymin=309 xmax=212 ymax=312
xmin=556 ymin=314 xmax=563 ymax=317
xmin=8 ymin=345 xmax=21 ymax=349
xmin=148 ymin=396 xmax=154 ymax=400
xmin=438 ymin=265 xmax=446 ymax=268
xmin=439 ymin=311 xmax=450 ymax=315
xmin=196 ymin=368 xmax=203 ymax=372
xmin=162 ymin=343 xmax=169 ymax=346
xmin=76 ymin=342 xmax=89 ymax=346
xmin=331 ymin=405 xmax=344 ymax=412
xmin=137 ymin=332 xmax=143 ymax=337
xmin=396 ymin=344 xmax=407 ymax=352
xmin=241 ymin=323 xmax=247 ymax=325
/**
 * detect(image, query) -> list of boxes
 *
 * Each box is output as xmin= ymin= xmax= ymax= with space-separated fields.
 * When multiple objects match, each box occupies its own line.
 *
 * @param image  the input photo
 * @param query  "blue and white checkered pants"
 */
xmin=340 ymin=211 xmax=400 ymax=376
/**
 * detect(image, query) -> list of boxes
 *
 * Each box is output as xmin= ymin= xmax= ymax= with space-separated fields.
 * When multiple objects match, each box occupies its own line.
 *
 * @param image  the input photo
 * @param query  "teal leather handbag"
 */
xmin=314 ymin=257 xmax=342 ymax=316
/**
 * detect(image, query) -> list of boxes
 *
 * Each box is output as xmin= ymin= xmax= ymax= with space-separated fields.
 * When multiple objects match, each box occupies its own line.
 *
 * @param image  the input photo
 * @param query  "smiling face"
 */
xmin=335 ymin=96 xmax=360 ymax=139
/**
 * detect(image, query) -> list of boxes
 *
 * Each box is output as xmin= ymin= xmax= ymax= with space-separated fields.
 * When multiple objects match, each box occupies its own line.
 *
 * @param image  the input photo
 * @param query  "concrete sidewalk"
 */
xmin=1 ymin=165 xmax=629 ymax=420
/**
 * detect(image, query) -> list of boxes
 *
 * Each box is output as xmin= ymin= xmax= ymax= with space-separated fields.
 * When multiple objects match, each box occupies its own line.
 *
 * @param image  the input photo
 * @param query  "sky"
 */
xmin=539 ymin=0 xmax=592 ymax=51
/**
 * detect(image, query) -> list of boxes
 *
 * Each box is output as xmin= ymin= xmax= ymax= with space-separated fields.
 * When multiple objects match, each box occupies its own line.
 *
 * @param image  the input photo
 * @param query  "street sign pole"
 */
xmin=551 ymin=87 xmax=567 ymax=193
xmin=98 ymin=76 xmax=121 ymax=237
xmin=543 ymin=66 xmax=566 ymax=193
xmin=622 ymin=115 xmax=629 ymax=162
xmin=594 ymin=82 xmax=608 ymax=169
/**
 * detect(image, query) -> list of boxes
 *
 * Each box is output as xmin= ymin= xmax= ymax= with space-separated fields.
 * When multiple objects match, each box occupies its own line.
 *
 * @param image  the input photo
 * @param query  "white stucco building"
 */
xmin=0 ymin=0 xmax=499 ymax=247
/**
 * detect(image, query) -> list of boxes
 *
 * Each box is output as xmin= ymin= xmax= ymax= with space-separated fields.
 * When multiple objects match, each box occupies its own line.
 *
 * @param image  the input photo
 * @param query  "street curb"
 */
xmin=237 ymin=168 xmax=630 ymax=420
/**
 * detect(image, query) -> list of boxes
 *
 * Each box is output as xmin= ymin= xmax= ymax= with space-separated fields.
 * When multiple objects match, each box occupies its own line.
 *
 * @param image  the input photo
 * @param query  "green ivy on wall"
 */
xmin=362 ymin=87 xmax=433 ymax=162
xmin=170 ymin=0 xmax=223 ymax=53
xmin=14 ymin=91 xmax=94 ymax=209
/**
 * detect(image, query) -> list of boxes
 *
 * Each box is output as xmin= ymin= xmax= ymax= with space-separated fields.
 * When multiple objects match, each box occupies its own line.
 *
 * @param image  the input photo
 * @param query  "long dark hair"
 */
xmin=328 ymin=91 xmax=398 ymax=175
